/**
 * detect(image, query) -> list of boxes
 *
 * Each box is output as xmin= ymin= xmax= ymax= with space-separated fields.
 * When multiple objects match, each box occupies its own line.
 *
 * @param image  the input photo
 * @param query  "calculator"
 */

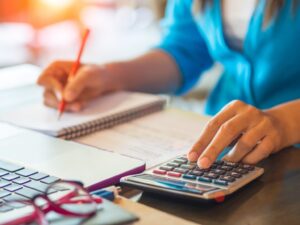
xmin=120 ymin=155 xmax=264 ymax=201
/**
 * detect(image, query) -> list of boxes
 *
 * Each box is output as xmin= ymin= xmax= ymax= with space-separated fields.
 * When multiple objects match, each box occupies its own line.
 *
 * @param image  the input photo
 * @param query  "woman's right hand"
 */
xmin=37 ymin=61 xmax=118 ymax=112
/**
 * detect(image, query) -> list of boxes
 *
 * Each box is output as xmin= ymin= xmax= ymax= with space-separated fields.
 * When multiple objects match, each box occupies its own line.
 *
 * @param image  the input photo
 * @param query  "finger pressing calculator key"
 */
xmin=121 ymin=155 xmax=264 ymax=201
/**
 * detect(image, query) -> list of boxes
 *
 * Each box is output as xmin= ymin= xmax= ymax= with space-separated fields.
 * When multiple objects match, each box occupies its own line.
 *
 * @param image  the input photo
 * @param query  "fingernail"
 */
xmin=198 ymin=157 xmax=211 ymax=168
xmin=54 ymin=90 xmax=62 ymax=100
xmin=188 ymin=152 xmax=198 ymax=161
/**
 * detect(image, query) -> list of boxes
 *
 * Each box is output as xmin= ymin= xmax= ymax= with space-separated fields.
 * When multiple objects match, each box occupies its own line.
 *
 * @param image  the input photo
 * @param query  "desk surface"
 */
xmin=125 ymin=147 xmax=300 ymax=225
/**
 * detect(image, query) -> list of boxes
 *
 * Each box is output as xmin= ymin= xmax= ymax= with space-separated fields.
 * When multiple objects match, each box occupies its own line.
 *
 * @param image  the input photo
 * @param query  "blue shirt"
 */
xmin=157 ymin=0 xmax=300 ymax=115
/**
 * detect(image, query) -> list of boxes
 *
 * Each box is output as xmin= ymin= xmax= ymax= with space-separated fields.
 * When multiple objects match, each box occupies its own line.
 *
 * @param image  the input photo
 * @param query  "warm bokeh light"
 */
xmin=40 ymin=0 xmax=74 ymax=9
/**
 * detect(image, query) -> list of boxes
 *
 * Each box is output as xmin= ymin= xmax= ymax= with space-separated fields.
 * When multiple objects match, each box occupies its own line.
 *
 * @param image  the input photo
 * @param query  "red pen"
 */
xmin=57 ymin=28 xmax=90 ymax=120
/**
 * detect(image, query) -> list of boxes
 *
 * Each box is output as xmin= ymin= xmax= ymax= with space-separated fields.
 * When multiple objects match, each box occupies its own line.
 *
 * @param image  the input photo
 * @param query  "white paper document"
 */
xmin=76 ymin=109 xmax=210 ymax=168
xmin=0 ymin=64 xmax=40 ymax=91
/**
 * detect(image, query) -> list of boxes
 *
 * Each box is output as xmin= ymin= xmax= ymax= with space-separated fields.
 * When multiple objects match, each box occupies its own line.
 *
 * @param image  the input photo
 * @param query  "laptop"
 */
xmin=0 ymin=124 xmax=145 ymax=190
xmin=0 ymin=123 xmax=144 ymax=222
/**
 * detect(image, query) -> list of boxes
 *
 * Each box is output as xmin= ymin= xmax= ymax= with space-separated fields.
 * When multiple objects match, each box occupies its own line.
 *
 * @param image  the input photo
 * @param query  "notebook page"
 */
xmin=76 ymin=109 xmax=210 ymax=168
xmin=0 ymin=91 xmax=163 ymax=135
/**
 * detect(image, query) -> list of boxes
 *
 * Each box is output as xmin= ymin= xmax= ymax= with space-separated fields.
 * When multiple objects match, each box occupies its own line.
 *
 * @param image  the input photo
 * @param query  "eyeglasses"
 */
xmin=4 ymin=180 xmax=103 ymax=225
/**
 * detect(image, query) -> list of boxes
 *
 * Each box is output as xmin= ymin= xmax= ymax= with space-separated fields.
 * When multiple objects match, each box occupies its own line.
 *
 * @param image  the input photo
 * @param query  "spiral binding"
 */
xmin=58 ymin=99 xmax=166 ymax=140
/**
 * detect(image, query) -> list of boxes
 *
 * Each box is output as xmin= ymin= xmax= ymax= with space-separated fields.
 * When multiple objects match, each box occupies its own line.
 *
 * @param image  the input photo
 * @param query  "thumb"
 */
xmin=63 ymin=69 xmax=89 ymax=102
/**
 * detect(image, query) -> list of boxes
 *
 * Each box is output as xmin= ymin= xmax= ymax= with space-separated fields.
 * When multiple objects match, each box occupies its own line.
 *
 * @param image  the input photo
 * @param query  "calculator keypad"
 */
xmin=151 ymin=155 xmax=255 ymax=186
xmin=122 ymin=154 xmax=263 ymax=200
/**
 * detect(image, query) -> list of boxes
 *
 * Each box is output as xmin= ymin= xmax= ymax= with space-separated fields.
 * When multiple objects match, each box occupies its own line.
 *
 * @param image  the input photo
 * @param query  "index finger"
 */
xmin=188 ymin=102 xmax=238 ymax=162
xmin=197 ymin=114 xmax=249 ymax=168
xmin=37 ymin=61 xmax=74 ymax=87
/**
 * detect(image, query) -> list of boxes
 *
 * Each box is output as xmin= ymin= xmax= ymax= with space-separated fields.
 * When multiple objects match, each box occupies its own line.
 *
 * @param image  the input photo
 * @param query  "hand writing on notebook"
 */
xmin=188 ymin=100 xmax=292 ymax=168
xmin=37 ymin=61 xmax=118 ymax=112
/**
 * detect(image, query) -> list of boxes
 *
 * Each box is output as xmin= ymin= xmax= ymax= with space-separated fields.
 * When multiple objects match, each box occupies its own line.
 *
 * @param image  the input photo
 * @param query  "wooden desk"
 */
xmin=124 ymin=147 xmax=300 ymax=225
xmin=117 ymin=197 xmax=198 ymax=225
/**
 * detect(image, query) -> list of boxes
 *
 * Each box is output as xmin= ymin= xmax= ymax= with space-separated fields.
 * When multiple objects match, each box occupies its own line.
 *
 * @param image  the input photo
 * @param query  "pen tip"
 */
xmin=57 ymin=112 xmax=63 ymax=121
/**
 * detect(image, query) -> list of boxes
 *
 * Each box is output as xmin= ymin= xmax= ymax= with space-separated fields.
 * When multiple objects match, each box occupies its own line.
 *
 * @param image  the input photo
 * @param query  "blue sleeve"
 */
xmin=156 ymin=0 xmax=213 ymax=94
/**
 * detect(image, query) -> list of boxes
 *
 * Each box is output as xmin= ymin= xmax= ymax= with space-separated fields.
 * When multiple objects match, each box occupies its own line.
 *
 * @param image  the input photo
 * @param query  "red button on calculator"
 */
xmin=153 ymin=169 xmax=167 ymax=175
xmin=167 ymin=172 xmax=181 ymax=178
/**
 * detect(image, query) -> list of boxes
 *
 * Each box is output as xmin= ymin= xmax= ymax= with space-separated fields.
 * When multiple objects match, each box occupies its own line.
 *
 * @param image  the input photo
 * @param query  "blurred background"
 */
xmin=0 ymin=0 xmax=220 ymax=113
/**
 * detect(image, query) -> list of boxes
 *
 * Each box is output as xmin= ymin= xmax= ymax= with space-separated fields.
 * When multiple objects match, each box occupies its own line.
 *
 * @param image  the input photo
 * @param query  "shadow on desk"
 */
xmin=137 ymin=147 xmax=300 ymax=225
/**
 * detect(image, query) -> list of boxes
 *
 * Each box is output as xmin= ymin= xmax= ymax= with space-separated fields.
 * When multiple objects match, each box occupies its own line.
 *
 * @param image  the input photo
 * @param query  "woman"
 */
xmin=38 ymin=0 xmax=300 ymax=169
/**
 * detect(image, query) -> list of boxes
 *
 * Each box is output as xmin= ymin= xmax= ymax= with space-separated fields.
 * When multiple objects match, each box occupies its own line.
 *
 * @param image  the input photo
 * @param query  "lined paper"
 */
xmin=76 ymin=109 xmax=210 ymax=168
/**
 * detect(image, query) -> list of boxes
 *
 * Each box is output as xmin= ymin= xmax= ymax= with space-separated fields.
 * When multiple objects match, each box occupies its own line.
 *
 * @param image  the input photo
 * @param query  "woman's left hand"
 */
xmin=188 ymin=100 xmax=287 ymax=168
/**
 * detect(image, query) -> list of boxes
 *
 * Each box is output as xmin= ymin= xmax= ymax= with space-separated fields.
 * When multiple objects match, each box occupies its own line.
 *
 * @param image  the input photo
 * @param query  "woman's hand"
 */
xmin=37 ymin=61 xmax=119 ymax=112
xmin=188 ymin=100 xmax=288 ymax=168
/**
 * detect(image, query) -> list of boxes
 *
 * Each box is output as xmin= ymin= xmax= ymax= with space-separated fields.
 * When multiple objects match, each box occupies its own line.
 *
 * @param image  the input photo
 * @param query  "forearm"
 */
xmin=104 ymin=50 xmax=182 ymax=94
xmin=266 ymin=99 xmax=300 ymax=148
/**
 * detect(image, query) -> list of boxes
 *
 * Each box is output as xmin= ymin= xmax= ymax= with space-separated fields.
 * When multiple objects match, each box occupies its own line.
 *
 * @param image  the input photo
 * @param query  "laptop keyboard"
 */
xmin=0 ymin=160 xmax=60 ymax=212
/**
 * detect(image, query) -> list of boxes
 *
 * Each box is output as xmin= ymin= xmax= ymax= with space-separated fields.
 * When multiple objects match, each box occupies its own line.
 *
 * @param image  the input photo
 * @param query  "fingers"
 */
xmin=43 ymin=90 xmax=85 ymax=112
xmin=188 ymin=102 xmax=239 ymax=162
xmin=39 ymin=63 xmax=106 ymax=111
xmin=223 ymin=122 xmax=267 ymax=162
xmin=196 ymin=113 xmax=250 ymax=168
xmin=37 ymin=61 xmax=73 ymax=94
xmin=43 ymin=89 xmax=58 ymax=108
xmin=63 ymin=67 xmax=92 ymax=102
xmin=242 ymin=136 xmax=274 ymax=164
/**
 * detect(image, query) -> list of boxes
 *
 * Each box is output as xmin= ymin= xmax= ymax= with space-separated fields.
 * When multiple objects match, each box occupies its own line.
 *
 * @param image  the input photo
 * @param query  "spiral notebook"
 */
xmin=0 ymin=91 xmax=166 ymax=140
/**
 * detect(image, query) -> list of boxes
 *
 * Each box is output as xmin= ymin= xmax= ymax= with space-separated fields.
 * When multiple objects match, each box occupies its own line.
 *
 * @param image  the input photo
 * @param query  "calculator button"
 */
xmin=189 ymin=171 xmax=203 ymax=176
xmin=153 ymin=169 xmax=167 ymax=175
xmin=240 ymin=164 xmax=255 ymax=171
xmin=173 ymin=168 xmax=189 ymax=174
xmin=234 ymin=168 xmax=249 ymax=174
xmin=174 ymin=159 xmax=187 ymax=164
xmin=213 ymin=180 xmax=228 ymax=186
xmin=182 ymin=174 xmax=196 ymax=180
xmin=180 ymin=164 xmax=196 ymax=170
xmin=223 ymin=161 xmax=238 ymax=167
xmin=228 ymin=172 xmax=242 ymax=178
xmin=210 ymin=165 xmax=218 ymax=169
xmin=194 ymin=168 xmax=210 ymax=172
xmin=220 ymin=175 xmax=235 ymax=182
xmin=219 ymin=166 xmax=233 ymax=171
xmin=204 ymin=172 xmax=219 ymax=179
xmin=198 ymin=177 xmax=212 ymax=183
xmin=213 ymin=161 xmax=224 ymax=166
xmin=167 ymin=162 xmax=180 ymax=168
xmin=159 ymin=166 xmax=173 ymax=171
xmin=178 ymin=156 xmax=188 ymax=160
xmin=167 ymin=172 xmax=181 ymax=178
xmin=212 ymin=169 xmax=226 ymax=175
